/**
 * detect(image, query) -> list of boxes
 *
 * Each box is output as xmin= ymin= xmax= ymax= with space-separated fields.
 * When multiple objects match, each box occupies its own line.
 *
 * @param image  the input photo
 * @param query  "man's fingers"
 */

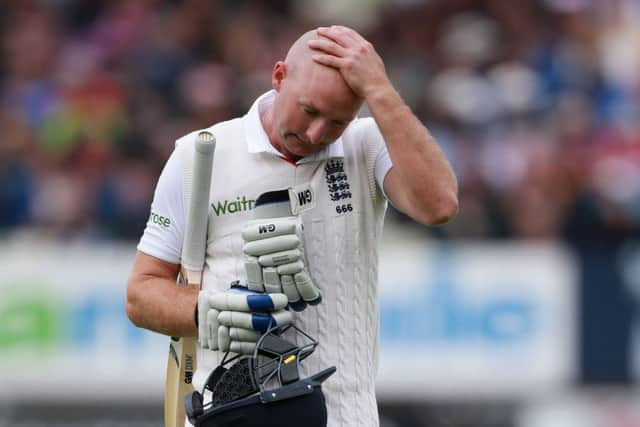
xmin=281 ymin=274 xmax=305 ymax=311
xmin=258 ymin=249 xmax=301 ymax=267
xmin=276 ymin=260 xmax=304 ymax=275
xmin=315 ymin=26 xmax=343 ymax=45
xmin=294 ymin=271 xmax=322 ymax=305
xmin=316 ymin=26 xmax=356 ymax=46
xmin=229 ymin=327 xmax=261 ymax=342
xmin=217 ymin=312 xmax=256 ymax=329
xmin=217 ymin=310 xmax=292 ymax=332
xmin=206 ymin=308 xmax=221 ymax=350
xmin=308 ymin=37 xmax=346 ymax=57
xmin=208 ymin=292 xmax=288 ymax=312
xmin=229 ymin=341 xmax=257 ymax=355
xmin=244 ymin=234 xmax=300 ymax=256
xmin=312 ymin=53 xmax=344 ymax=69
xmin=218 ymin=325 xmax=230 ymax=351
xmin=218 ymin=326 xmax=260 ymax=354
xmin=263 ymin=267 xmax=282 ymax=294
xmin=245 ymin=255 xmax=264 ymax=292
xmin=271 ymin=310 xmax=294 ymax=328
xmin=246 ymin=293 xmax=289 ymax=310
xmin=198 ymin=293 xmax=211 ymax=348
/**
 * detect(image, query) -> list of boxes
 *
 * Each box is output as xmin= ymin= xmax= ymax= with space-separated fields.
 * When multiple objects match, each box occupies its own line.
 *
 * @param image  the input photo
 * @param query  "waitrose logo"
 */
xmin=212 ymin=196 xmax=255 ymax=216
xmin=149 ymin=211 xmax=171 ymax=228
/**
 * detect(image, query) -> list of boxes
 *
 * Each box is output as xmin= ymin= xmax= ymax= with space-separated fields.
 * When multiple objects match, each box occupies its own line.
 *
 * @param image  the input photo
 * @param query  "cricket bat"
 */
xmin=165 ymin=130 xmax=216 ymax=427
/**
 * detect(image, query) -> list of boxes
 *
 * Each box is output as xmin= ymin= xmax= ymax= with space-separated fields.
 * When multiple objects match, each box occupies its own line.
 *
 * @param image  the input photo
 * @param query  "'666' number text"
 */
xmin=336 ymin=204 xmax=353 ymax=214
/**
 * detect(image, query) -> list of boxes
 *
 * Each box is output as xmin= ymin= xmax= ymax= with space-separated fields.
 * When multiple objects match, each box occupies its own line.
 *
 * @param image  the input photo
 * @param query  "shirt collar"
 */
xmin=244 ymin=90 xmax=344 ymax=164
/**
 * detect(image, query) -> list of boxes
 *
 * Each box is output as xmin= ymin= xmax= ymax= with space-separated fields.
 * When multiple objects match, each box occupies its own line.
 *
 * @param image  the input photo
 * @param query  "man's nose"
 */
xmin=305 ymin=119 xmax=328 ymax=144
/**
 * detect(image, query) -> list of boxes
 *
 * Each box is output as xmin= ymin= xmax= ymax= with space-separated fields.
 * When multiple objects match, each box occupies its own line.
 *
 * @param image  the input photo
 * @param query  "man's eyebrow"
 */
xmin=299 ymin=100 xmax=354 ymax=123
xmin=299 ymin=100 xmax=318 ymax=111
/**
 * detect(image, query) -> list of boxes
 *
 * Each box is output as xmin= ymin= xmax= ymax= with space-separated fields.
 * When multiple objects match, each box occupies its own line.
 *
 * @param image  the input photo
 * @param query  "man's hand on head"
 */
xmin=308 ymin=26 xmax=392 ymax=100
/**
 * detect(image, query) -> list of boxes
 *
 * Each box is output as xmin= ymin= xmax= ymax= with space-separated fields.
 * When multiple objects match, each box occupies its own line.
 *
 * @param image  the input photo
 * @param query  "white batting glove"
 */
xmin=242 ymin=217 xmax=322 ymax=311
xmin=197 ymin=283 xmax=292 ymax=355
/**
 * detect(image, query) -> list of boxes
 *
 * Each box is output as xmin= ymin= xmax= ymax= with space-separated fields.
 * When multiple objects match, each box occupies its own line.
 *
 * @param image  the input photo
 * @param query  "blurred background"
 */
xmin=1 ymin=0 xmax=640 ymax=425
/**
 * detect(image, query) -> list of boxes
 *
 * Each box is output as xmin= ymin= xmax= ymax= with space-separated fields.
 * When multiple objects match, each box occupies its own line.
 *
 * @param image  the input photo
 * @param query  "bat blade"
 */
xmin=165 ymin=130 xmax=216 ymax=427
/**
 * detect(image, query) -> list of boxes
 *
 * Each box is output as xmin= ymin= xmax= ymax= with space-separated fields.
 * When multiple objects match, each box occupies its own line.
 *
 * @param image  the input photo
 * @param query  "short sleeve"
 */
xmin=374 ymin=146 xmax=392 ymax=192
xmin=354 ymin=117 xmax=393 ymax=198
xmin=136 ymin=146 xmax=185 ymax=264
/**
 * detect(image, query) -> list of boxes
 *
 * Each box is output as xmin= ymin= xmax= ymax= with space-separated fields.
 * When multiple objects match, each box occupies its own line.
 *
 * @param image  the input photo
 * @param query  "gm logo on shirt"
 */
xmin=297 ymin=189 xmax=312 ymax=206
xmin=289 ymin=184 xmax=315 ymax=215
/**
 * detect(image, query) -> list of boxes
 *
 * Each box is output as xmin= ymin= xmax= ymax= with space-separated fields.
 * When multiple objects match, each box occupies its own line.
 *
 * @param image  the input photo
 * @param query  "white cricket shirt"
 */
xmin=138 ymin=90 xmax=392 ymax=427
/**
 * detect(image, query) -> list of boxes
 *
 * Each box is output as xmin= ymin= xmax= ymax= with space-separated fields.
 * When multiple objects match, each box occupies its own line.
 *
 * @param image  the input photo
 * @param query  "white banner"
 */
xmin=0 ymin=239 xmax=167 ymax=402
xmin=376 ymin=227 xmax=578 ymax=400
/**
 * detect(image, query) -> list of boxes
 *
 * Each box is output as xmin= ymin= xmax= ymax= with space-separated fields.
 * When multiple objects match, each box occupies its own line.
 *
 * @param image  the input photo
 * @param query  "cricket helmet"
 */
xmin=184 ymin=323 xmax=335 ymax=427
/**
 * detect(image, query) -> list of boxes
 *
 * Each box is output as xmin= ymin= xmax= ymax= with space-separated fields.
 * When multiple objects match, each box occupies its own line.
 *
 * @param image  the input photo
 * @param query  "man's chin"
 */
xmin=282 ymin=135 xmax=329 ymax=157
xmin=283 ymin=138 xmax=311 ymax=156
xmin=286 ymin=146 xmax=313 ymax=158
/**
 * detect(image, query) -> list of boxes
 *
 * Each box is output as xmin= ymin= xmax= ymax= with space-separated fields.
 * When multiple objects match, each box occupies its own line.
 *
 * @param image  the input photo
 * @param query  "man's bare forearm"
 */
xmin=366 ymin=84 xmax=458 ymax=223
xmin=126 ymin=251 xmax=199 ymax=337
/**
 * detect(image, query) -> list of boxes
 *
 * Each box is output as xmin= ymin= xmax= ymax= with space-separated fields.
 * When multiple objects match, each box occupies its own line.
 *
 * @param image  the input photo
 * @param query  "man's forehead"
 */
xmin=306 ymin=63 xmax=358 ymax=97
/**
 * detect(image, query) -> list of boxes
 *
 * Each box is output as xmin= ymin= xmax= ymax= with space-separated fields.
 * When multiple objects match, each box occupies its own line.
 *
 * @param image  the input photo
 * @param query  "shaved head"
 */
xmin=281 ymin=30 xmax=356 ymax=98
xmin=283 ymin=30 xmax=318 ymax=78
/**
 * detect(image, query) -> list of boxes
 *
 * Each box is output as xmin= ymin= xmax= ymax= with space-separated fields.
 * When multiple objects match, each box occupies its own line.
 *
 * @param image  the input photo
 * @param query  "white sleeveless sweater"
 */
xmin=178 ymin=115 xmax=387 ymax=427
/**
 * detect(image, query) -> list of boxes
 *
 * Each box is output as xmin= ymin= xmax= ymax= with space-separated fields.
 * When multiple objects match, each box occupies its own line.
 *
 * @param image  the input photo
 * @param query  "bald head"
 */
xmin=283 ymin=30 xmax=318 ymax=77
xmin=282 ymin=30 xmax=352 ymax=90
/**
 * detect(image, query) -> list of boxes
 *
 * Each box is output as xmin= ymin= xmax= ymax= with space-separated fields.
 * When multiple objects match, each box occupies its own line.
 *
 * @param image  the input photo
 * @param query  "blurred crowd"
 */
xmin=1 ymin=0 xmax=639 ymax=242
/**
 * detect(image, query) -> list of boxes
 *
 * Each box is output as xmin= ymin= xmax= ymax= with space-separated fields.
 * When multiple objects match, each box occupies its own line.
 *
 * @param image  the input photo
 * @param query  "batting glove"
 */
xmin=242 ymin=216 xmax=322 ymax=311
xmin=197 ymin=282 xmax=292 ymax=355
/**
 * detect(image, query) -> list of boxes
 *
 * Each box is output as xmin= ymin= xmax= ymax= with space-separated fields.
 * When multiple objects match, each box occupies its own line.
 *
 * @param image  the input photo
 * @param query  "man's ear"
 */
xmin=272 ymin=61 xmax=287 ymax=92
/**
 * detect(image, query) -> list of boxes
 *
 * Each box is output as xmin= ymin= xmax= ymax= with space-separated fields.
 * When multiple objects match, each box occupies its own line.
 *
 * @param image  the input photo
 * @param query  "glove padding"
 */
xmin=197 ymin=283 xmax=292 ymax=355
xmin=242 ymin=217 xmax=321 ymax=311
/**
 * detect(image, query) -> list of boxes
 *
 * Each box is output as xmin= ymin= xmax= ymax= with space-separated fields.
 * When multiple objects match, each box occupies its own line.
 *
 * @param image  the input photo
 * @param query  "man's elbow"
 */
xmin=125 ymin=277 xmax=145 ymax=328
xmin=414 ymin=191 xmax=459 ymax=225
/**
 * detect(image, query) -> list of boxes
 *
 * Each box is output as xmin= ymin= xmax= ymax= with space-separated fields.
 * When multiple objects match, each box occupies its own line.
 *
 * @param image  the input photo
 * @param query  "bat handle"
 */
xmin=183 ymin=268 xmax=203 ymax=288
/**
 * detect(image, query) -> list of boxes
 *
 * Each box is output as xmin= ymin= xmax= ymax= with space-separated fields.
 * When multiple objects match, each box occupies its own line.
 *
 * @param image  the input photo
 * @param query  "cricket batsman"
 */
xmin=126 ymin=25 xmax=458 ymax=426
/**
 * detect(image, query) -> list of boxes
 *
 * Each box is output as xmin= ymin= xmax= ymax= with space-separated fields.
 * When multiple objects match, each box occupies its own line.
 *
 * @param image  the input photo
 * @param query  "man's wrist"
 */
xmin=366 ymin=83 xmax=411 ymax=125
xmin=363 ymin=79 xmax=395 ymax=104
